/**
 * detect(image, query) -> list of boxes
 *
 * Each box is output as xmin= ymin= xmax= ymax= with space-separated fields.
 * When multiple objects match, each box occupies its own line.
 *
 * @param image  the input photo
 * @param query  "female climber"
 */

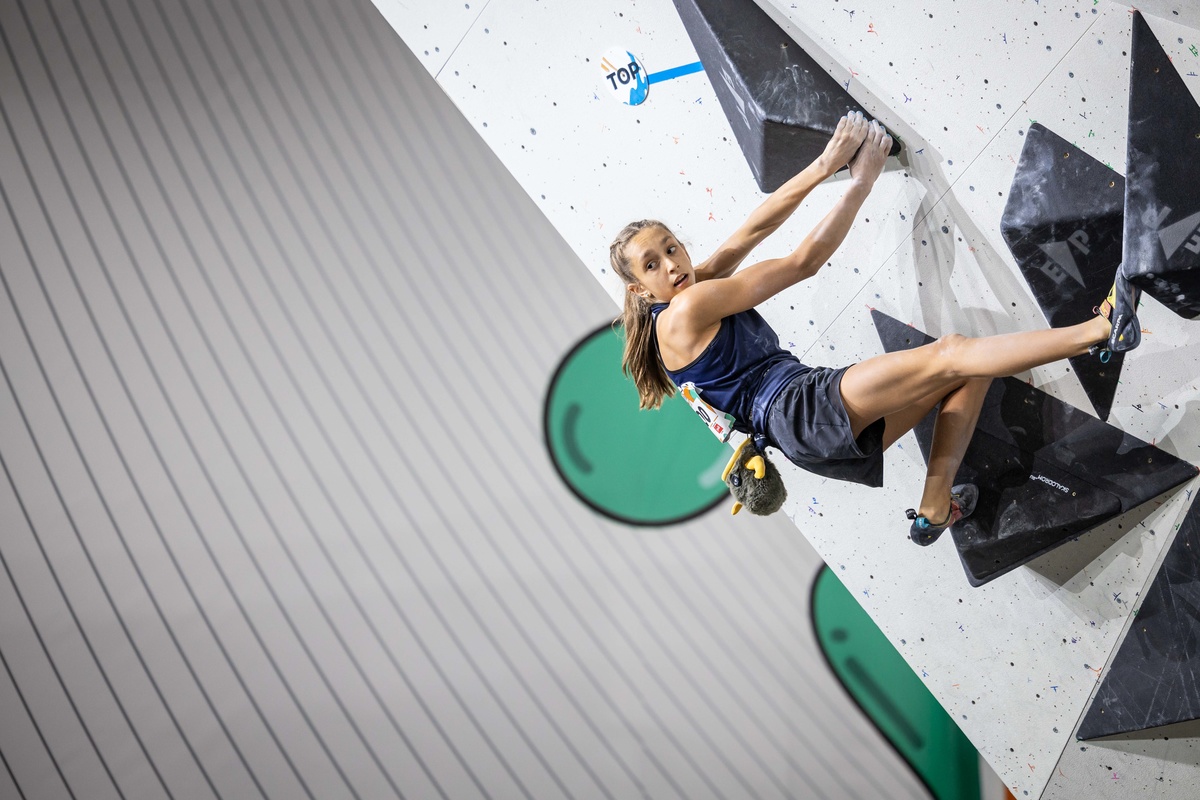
xmin=611 ymin=111 xmax=1139 ymax=543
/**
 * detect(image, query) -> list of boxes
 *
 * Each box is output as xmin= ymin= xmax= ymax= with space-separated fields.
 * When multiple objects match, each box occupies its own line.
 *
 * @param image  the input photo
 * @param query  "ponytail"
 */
xmin=618 ymin=290 xmax=676 ymax=410
xmin=611 ymin=220 xmax=677 ymax=410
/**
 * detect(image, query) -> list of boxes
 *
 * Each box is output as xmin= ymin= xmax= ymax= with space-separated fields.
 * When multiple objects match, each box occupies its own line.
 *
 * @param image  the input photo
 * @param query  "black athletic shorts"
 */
xmin=763 ymin=365 xmax=885 ymax=488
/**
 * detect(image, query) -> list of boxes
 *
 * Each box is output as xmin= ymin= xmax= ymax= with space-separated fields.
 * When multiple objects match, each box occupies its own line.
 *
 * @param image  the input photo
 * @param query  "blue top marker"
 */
xmin=647 ymin=61 xmax=704 ymax=85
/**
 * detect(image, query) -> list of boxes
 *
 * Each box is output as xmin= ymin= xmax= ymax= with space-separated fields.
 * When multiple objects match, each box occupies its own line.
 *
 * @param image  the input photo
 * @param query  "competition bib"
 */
xmin=680 ymin=382 xmax=736 ymax=443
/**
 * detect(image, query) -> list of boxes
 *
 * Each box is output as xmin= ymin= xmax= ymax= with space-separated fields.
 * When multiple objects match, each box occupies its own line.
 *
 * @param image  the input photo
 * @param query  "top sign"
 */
xmin=600 ymin=47 xmax=649 ymax=106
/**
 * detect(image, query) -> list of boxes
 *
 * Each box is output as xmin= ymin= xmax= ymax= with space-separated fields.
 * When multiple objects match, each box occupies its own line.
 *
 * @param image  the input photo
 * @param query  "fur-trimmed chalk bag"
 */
xmin=721 ymin=439 xmax=787 ymax=516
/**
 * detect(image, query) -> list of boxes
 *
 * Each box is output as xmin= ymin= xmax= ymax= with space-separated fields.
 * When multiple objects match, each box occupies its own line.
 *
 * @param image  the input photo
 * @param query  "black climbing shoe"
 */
xmin=1096 ymin=272 xmax=1142 ymax=356
xmin=906 ymin=484 xmax=979 ymax=546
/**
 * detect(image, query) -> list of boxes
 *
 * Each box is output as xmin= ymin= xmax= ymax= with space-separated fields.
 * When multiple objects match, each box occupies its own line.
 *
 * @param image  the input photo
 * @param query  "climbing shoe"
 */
xmin=1094 ymin=272 xmax=1142 ymax=356
xmin=906 ymin=484 xmax=979 ymax=546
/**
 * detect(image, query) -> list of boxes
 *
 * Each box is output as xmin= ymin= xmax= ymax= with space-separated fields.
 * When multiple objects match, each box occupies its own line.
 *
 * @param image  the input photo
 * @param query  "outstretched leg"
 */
xmin=841 ymin=315 xmax=1108 ymax=433
xmin=841 ymin=314 xmax=1109 ymax=525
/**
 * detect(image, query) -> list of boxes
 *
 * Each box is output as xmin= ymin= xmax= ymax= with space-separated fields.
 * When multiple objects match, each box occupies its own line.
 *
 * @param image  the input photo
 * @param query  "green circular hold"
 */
xmin=544 ymin=322 xmax=731 ymax=525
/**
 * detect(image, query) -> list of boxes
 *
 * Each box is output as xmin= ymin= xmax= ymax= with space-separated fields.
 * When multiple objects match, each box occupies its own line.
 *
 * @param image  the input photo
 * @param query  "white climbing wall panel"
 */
xmin=379 ymin=0 xmax=1200 ymax=796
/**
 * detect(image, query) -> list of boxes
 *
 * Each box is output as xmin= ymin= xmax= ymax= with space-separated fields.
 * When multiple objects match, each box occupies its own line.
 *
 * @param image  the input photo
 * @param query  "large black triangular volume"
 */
xmin=1000 ymin=123 xmax=1126 ymax=421
xmin=1078 ymin=498 xmax=1200 ymax=739
xmin=871 ymin=310 xmax=1196 ymax=586
xmin=672 ymin=0 xmax=900 ymax=192
xmin=1122 ymin=11 xmax=1200 ymax=319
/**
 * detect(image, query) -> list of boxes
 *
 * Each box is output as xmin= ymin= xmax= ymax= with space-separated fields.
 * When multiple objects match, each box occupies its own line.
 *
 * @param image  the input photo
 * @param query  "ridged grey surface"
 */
xmin=0 ymin=0 xmax=928 ymax=797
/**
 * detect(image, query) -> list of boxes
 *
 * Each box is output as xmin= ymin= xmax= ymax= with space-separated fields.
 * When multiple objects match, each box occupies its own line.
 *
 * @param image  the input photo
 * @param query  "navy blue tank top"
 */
xmin=652 ymin=303 xmax=809 ymax=435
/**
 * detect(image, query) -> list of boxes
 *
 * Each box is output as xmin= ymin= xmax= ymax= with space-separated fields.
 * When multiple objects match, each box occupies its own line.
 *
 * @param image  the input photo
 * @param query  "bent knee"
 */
xmin=931 ymin=333 xmax=971 ymax=379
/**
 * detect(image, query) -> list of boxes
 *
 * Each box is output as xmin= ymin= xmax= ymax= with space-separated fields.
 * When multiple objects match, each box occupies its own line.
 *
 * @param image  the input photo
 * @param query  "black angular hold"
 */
xmin=672 ymin=0 xmax=900 ymax=192
xmin=872 ymin=310 xmax=1196 ymax=586
xmin=1078 ymin=498 xmax=1200 ymax=739
xmin=1001 ymin=122 xmax=1126 ymax=421
xmin=1122 ymin=11 xmax=1200 ymax=319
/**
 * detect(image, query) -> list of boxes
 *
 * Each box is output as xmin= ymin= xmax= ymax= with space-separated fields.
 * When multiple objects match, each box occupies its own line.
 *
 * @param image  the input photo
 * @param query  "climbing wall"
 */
xmin=0 ymin=0 xmax=945 ymax=798
xmin=379 ymin=0 xmax=1200 ymax=796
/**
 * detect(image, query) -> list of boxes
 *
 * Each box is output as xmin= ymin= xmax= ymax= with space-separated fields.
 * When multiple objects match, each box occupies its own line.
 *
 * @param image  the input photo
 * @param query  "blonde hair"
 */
xmin=611 ymin=220 xmax=677 ymax=410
